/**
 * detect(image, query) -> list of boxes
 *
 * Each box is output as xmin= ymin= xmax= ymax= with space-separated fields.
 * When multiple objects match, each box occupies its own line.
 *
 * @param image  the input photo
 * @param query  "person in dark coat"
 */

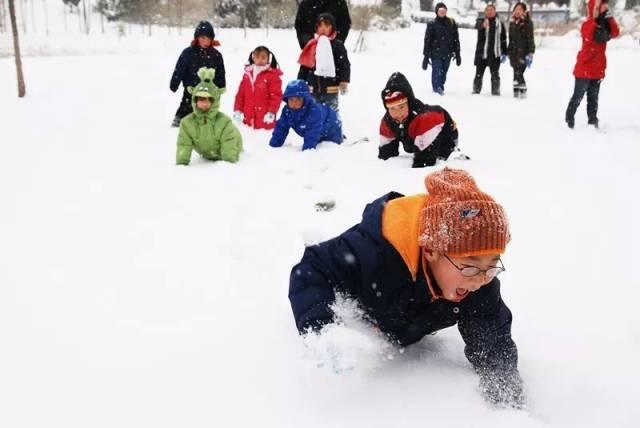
xmin=473 ymin=4 xmax=508 ymax=96
xmin=169 ymin=21 xmax=226 ymax=127
xmin=297 ymin=13 xmax=351 ymax=114
xmin=295 ymin=0 xmax=351 ymax=49
xmin=422 ymin=3 xmax=461 ymax=95
xmin=269 ymin=79 xmax=343 ymax=151
xmin=378 ymin=72 xmax=460 ymax=168
xmin=508 ymin=2 xmax=535 ymax=99
xmin=289 ymin=168 xmax=525 ymax=408
xmin=565 ymin=0 xmax=619 ymax=129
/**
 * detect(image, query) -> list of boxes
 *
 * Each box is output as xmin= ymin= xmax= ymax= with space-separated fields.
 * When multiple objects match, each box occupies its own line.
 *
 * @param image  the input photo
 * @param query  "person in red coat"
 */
xmin=233 ymin=46 xmax=283 ymax=130
xmin=565 ymin=0 xmax=619 ymax=129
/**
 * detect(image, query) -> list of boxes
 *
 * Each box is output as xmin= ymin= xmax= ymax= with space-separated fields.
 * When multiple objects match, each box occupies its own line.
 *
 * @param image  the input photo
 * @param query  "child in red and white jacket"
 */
xmin=233 ymin=46 xmax=283 ymax=130
xmin=378 ymin=72 xmax=462 ymax=168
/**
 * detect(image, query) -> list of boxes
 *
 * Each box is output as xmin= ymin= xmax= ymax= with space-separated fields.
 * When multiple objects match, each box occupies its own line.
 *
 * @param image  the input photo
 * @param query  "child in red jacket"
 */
xmin=565 ymin=0 xmax=619 ymax=129
xmin=233 ymin=46 xmax=283 ymax=130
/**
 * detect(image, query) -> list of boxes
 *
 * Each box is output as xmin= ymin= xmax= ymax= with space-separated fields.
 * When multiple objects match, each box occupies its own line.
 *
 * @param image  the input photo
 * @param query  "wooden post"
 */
xmin=8 ymin=0 xmax=26 ymax=97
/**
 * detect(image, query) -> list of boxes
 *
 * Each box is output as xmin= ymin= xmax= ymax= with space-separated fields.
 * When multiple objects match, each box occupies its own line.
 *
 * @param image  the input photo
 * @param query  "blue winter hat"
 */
xmin=194 ymin=21 xmax=215 ymax=39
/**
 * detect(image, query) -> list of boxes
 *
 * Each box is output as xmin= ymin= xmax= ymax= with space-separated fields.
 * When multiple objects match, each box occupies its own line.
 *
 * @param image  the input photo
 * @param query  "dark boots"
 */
xmin=514 ymin=83 xmax=527 ymax=99
xmin=472 ymin=77 xmax=482 ymax=94
xmin=491 ymin=78 xmax=501 ymax=96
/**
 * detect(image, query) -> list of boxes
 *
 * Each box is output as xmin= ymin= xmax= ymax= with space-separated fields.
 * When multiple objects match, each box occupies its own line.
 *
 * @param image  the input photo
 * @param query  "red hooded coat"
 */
xmin=233 ymin=65 xmax=283 ymax=130
xmin=573 ymin=0 xmax=620 ymax=80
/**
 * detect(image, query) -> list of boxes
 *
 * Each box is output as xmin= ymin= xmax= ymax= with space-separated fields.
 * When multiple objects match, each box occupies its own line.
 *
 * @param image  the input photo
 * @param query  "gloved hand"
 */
xmin=263 ymin=112 xmax=276 ymax=124
xmin=456 ymin=55 xmax=462 ymax=67
xmin=339 ymin=82 xmax=349 ymax=95
xmin=525 ymin=54 xmax=533 ymax=68
xmin=422 ymin=56 xmax=430 ymax=71
xmin=500 ymin=54 xmax=508 ymax=64
xmin=233 ymin=111 xmax=243 ymax=123
xmin=479 ymin=371 xmax=526 ymax=409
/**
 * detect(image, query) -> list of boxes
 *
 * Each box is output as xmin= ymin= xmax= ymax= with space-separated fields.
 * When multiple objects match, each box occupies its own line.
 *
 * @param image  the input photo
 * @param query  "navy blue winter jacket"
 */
xmin=269 ymin=80 xmax=343 ymax=150
xmin=289 ymin=192 xmax=519 ymax=376
xmin=170 ymin=44 xmax=226 ymax=92
xmin=423 ymin=16 xmax=461 ymax=61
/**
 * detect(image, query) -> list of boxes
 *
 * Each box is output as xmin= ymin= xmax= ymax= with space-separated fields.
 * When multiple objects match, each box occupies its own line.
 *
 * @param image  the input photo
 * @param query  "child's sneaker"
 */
xmin=171 ymin=116 xmax=181 ymax=128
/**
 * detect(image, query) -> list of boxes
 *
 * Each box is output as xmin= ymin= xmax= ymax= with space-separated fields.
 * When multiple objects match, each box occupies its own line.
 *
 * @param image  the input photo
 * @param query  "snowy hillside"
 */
xmin=1 ymin=4 xmax=640 ymax=428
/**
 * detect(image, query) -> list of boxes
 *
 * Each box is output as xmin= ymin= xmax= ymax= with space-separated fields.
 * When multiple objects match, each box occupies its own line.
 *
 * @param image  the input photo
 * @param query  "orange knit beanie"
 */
xmin=418 ymin=168 xmax=511 ymax=257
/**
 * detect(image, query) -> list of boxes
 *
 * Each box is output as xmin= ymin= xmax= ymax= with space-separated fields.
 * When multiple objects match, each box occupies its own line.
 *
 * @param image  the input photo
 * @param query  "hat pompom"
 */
xmin=425 ymin=168 xmax=479 ymax=200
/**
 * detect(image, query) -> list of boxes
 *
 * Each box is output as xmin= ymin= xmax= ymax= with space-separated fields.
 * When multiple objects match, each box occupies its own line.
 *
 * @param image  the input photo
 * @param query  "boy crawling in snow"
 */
xmin=269 ymin=80 xmax=343 ymax=151
xmin=379 ymin=72 xmax=463 ymax=168
xmin=176 ymin=68 xmax=243 ymax=166
xmin=289 ymin=168 xmax=525 ymax=408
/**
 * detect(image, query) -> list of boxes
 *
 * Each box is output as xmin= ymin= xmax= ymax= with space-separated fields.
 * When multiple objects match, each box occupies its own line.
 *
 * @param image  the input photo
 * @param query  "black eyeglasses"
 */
xmin=443 ymin=254 xmax=505 ymax=278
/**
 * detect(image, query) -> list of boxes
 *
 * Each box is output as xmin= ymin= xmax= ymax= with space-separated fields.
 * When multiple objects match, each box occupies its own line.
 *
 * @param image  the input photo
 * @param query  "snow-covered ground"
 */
xmin=1 ymin=5 xmax=640 ymax=427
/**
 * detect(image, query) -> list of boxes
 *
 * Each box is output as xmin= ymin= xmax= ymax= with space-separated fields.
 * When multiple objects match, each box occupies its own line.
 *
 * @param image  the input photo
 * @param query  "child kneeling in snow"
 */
xmin=379 ymin=72 xmax=462 ymax=168
xmin=269 ymin=80 xmax=343 ymax=151
xmin=233 ymin=46 xmax=283 ymax=130
xmin=176 ymin=68 xmax=243 ymax=166
xmin=289 ymin=168 xmax=524 ymax=408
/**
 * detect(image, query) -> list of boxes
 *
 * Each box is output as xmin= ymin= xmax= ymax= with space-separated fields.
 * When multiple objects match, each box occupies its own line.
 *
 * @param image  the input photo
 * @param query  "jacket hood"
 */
xmin=244 ymin=64 xmax=283 ymax=77
xmin=380 ymin=72 xmax=417 ymax=112
xmin=189 ymin=67 xmax=224 ymax=117
xmin=282 ymin=79 xmax=314 ymax=105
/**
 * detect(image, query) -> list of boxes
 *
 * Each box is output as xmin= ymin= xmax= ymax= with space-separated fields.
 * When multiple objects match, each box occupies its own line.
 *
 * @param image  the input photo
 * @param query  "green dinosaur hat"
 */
xmin=187 ymin=67 xmax=225 ymax=114
xmin=188 ymin=67 xmax=224 ymax=98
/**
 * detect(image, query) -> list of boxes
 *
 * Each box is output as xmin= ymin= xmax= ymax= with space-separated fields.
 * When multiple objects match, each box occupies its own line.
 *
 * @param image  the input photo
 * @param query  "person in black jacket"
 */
xmin=508 ymin=3 xmax=535 ymax=98
xmin=289 ymin=167 xmax=525 ymax=408
xmin=473 ymin=4 xmax=508 ymax=96
xmin=378 ymin=72 xmax=460 ymax=168
xmin=169 ymin=21 xmax=226 ymax=127
xmin=295 ymin=0 xmax=351 ymax=49
xmin=297 ymin=13 xmax=350 ymax=114
xmin=422 ymin=3 xmax=461 ymax=95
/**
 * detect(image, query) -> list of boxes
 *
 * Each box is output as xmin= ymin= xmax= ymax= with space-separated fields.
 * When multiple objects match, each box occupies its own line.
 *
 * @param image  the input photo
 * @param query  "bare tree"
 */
xmin=42 ymin=0 xmax=49 ymax=35
xmin=20 ymin=0 xmax=26 ymax=33
xmin=8 ymin=0 xmax=26 ymax=97
xmin=0 ymin=0 xmax=7 ymax=33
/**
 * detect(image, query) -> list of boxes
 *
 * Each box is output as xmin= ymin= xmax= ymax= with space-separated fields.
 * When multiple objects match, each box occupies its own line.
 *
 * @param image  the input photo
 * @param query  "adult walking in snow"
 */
xmin=295 ymin=0 xmax=351 ymax=49
xmin=170 ymin=21 xmax=226 ymax=127
xmin=422 ymin=2 xmax=461 ymax=95
xmin=507 ymin=2 xmax=535 ymax=99
xmin=472 ymin=3 xmax=507 ymax=96
xmin=565 ymin=0 xmax=619 ymax=129
xmin=288 ymin=167 xmax=525 ymax=408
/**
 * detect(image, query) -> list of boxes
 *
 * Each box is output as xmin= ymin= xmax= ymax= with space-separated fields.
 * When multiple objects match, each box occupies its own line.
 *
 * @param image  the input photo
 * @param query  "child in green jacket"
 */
xmin=176 ymin=68 xmax=243 ymax=165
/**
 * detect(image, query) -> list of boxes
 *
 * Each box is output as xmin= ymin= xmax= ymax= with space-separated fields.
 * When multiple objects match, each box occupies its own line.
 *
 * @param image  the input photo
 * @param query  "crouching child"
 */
xmin=379 ymin=72 xmax=461 ymax=168
xmin=269 ymin=80 xmax=343 ymax=151
xmin=289 ymin=168 xmax=525 ymax=408
xmin=176 ymin=68 xmax=242 ymax=165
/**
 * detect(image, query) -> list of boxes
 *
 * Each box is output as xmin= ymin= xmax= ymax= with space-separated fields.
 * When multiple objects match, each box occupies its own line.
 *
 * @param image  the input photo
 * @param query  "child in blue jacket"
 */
xmin=269 ymin=80 xmax=343 ymax=151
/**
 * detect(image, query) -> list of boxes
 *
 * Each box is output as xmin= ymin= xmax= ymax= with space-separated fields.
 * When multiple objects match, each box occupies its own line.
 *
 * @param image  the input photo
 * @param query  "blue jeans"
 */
xmin=566 ymin=78 xmax=601 ymax=123
xmin=431 ymin=57 xmax=451 ymax=93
